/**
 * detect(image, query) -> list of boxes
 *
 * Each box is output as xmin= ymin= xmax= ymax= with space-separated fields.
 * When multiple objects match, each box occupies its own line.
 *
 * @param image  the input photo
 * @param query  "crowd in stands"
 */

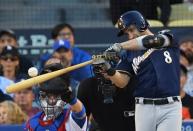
xmin=179 ymin=38 xmax=193 ymax=120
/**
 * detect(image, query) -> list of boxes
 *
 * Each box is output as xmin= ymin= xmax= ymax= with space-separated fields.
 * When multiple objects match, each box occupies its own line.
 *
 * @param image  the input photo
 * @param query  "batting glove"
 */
xmin=106 ymin=43 xmax=122 ymax=52
xmin=99 ymin=61 xmax=116 ymax=76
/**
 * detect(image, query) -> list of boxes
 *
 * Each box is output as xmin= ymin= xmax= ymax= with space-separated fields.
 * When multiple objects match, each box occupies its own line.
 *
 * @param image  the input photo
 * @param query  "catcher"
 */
xmin=25 ymin=63 xmax=87 ymax=131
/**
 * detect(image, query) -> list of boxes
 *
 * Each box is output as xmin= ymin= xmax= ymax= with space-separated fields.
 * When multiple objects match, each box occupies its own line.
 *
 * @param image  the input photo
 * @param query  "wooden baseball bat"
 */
xmin=6 ymin=59 xmax=94 ymax=94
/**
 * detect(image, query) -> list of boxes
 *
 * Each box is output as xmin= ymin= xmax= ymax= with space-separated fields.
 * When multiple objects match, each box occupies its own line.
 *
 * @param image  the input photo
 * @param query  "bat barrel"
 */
xmin=6 ymin=60 xmax=94 ymax=93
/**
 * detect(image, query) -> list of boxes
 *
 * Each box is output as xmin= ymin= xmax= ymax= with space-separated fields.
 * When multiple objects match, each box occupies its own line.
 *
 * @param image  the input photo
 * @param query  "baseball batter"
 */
xmin=105 ymin=11 xmax=182 ymax=131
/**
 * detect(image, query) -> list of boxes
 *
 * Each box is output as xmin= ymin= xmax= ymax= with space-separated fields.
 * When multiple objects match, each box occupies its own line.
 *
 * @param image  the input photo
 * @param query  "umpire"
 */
xmin=77 ymin=59 xmax=135 ymax=131
xmin=105 ymin=11 xmax=182 ymax=131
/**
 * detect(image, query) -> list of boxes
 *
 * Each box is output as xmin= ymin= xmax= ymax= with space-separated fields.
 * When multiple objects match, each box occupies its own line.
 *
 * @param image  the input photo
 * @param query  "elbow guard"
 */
xmin=158 ymin=29 xmax=173 ymax=42
xmin=142 ymin=35 xmax=168 ymax=49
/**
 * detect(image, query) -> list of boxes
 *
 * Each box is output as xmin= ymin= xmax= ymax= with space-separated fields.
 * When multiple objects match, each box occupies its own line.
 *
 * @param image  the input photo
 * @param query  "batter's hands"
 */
xmin=92 ymin=57 xmax=110 ymax=71
xmin=106 ymin=43 xmax=122 ymax=52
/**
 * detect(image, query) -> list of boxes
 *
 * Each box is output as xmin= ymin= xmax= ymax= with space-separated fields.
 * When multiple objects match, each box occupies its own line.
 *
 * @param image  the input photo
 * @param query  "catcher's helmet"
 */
xmin=39 ymin=63 xmax=70 ymax=95
xmin=117 ymin=10 xmax=149 ymax=37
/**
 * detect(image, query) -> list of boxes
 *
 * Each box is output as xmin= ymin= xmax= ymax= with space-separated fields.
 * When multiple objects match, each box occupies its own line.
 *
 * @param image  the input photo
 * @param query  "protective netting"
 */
xmin=0 ymin=0 xmax=193 ymax=29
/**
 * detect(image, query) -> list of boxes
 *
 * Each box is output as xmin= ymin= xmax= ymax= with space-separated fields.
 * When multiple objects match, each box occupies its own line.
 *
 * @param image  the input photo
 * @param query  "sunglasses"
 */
xmin=1 ymin=56 xmax=18 ymax=61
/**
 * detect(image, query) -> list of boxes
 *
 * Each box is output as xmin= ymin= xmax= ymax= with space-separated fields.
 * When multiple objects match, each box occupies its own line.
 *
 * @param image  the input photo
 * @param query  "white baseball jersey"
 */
xmin=65 ymin=112 xmax=87 ymax=131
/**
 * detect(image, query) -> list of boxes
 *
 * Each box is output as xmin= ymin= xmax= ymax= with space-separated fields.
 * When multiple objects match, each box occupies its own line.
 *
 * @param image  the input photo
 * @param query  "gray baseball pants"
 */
xmin=135 ymin=97 xmax=182 ymax=131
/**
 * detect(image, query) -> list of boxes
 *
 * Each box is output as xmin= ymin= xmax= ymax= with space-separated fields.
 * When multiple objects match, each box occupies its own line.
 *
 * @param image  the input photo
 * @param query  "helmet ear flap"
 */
xmin=117 ymin=18 xmax=125 ymax=30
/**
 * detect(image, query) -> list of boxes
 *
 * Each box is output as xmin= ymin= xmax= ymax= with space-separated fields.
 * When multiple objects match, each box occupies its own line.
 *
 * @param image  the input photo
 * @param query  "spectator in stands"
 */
xmin=180 ymin=64 xmax=193 ymax=120
xmin=51 ymin=40 xmax=81 ymax=89
xmin=0 ymin=29 xmax=33 ymax=74
xmin=0 ymin=45 xmax=26 ymax=92
xmin=40 ymin=23 xmax=92 ymax=82
xmin=0 ymin=30 xmax=17 ymax=52
xmin=44 ymin=57 xmax=61 ymax=66
xmin=180 ymin=50 xmax=190 ymax=67
xmin=0 ymin=101 xmax=27 ymax=124
xmin=52 ymin=40 xmax=73 ymax=67
xmin=180 ymin=37 xmax=193 ymax=97
xmin=14 ymin=87 xmax=39 ymax=118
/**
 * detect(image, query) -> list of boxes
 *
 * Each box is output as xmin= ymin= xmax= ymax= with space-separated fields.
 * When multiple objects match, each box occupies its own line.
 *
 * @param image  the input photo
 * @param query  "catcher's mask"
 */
xmin=38 ymin=77 xmax=70 ymax=120
xmin=39 ymin=90 xmax=65 ymax=120
xmin=92 ymin=59 xmax=116 ymax=104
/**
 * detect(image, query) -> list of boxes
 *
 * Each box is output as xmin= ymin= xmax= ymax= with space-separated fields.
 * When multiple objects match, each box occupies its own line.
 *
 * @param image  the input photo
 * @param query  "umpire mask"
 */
xmin=92 ymin=61 xmax=116 ymax=104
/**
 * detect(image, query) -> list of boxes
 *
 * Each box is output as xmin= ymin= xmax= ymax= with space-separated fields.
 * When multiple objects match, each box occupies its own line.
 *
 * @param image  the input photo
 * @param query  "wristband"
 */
xmin=136 ymin=35 xmax=147 ymax=50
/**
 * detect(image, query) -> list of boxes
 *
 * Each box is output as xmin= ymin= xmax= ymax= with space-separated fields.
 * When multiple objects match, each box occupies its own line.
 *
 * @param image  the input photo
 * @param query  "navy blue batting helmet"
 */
xmin=117 ymin=10 xmax=149 ymax=37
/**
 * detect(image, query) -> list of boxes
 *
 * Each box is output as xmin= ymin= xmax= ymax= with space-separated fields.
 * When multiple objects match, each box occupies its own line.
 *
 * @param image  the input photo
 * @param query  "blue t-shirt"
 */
xmin=70 ymin=47 xmax=93 ymax=81
xmin=117 ymin=34 xmax=180 ymax=98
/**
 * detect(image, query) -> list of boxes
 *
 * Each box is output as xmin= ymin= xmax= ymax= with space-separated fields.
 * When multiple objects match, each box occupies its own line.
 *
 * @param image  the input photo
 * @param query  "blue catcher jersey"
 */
xmin=117 ymin=31 xmax=180 ymax=98
xmin=25 ymin=110 xmax=70 ymax=131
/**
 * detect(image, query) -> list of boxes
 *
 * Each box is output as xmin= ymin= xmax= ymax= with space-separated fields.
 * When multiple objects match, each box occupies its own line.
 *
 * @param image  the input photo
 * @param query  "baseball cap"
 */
xmin=0 ymin=29 xmax=17 ymax=40
xmin=0 ymin=45 xmax=19 ymax=57
xmin=52 ymin=39 xmax=71 ymax=52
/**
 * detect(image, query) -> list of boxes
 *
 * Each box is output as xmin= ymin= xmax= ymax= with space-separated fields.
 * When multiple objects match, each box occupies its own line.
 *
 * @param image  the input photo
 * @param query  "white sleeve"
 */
xmin=65 ymin=112 xmax=87 ymax=131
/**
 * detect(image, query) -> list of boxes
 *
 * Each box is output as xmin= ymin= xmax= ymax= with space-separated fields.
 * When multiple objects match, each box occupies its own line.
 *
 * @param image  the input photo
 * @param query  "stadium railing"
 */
xmin=147 ymin=20 xmax=164 ymax=27
xmin=168 ymin=20 xmax=193 ymax=27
